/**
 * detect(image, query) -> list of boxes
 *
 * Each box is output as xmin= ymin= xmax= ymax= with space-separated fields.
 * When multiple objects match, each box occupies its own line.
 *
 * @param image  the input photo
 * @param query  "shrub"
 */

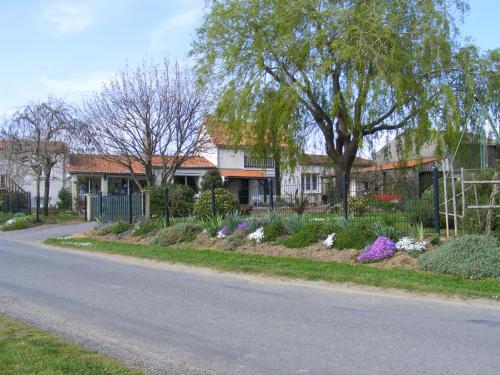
xmin=286 ymin=191 xmax=310 ymax=215
xmin=356 ymin=237 xmax=396 ymax=263
xmin=95 ymin=222 xmax=131 ymax=236
xmin=282 ymin=222 xmax=324 ymax=248
xmin=222 ymin=230 xmax=246 ymax=251
xmin=131 ymin=217 xmax=158 ymax=237
xmin=0 ymin=215 xmax=36 ymax=231
xmin=193 ymin=188 xmax=239 ymax=219
xmin=406 ymin=197 xmax=434 ymax=228
xmin=282 ymin=214 xmax=307 ymax=234
xmin=418 ymin=235 xmax=500 ymax=279
xmin=200 ymin=215 xmax=224 ymax=237
xmin=200 ymin=169 xmax=223 ymax=191
xmin=149 ymin=222 xmax=202 ymax=246
xmin=263 ymin=221 xmax=285 ymax=242
xmin=57 ymin=188 xmax=72 ymax=211
xmin=330 ymin=196 xmax=368 ymax=216
xmin=150 ymin=184 xmax=195 ymax=218
xmin=370 ymin=222 xmax=405 ymax=242
xmin=334 ymin=222 xmax=376 ymax=250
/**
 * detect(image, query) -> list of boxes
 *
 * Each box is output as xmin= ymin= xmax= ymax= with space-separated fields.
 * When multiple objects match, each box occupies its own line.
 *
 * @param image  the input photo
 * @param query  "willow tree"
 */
xmin=192 ymin=0 xmax=477 ymax=198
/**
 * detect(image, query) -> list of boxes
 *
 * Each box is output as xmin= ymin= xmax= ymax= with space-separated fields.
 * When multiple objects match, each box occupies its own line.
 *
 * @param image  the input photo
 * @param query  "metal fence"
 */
xmin=88 ymin=193 xmax=144 ymax=223
xmin=224 ymin=169 xmax=440 ymax=232
xmin=0 ymin=191 xmax=32 ymax=215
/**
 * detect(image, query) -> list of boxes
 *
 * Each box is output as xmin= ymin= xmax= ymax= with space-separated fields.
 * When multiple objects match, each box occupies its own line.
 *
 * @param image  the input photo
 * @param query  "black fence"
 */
xmin=88 ymin=193 xmax=144 ymax=223
xmin=0 ymin=191 xmax=31 ymax=215
xmin=208 ymin=168 xmax=441 ymax=233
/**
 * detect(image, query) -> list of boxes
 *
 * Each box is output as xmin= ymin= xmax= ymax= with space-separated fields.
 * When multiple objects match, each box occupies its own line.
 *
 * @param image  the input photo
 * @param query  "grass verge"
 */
xmin=45 ymin=237 xmax=500 ymax=300
xmin=0 ymin=315 xmax=140 ymax=374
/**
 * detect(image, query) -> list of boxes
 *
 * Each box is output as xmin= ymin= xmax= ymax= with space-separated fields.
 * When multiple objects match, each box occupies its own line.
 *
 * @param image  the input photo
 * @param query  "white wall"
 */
xmin=218 ymin=148 xmax=245 ymax=169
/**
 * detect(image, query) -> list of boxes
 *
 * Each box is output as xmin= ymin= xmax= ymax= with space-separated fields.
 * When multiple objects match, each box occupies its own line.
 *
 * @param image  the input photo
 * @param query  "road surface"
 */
xmin=0 ymin=224 xmax=499 ymax=374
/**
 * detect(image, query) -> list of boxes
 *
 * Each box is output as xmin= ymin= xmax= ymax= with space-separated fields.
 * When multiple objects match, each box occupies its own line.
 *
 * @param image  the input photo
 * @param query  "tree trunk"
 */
xmin=333 ymin=157 xmax=355 ymax=203
xmin=274 ymin=158 xmax=281 ymax=198
xmin=43 ymin=165 xmax=52 ymax=216
xmin=35 ymin=169 xmax=41 ymax=222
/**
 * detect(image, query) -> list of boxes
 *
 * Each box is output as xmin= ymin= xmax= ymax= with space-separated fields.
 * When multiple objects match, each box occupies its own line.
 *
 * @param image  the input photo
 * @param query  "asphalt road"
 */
xmin=0 ymin=224 xmax=499 ymax=375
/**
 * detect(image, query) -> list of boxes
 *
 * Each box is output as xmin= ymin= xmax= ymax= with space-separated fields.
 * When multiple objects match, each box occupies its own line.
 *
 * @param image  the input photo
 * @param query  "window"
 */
xmin=301 ymin=174 xmax=319 ymax=192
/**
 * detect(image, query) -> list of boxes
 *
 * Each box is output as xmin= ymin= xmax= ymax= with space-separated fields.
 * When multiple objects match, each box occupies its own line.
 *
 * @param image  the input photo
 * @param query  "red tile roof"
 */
xmin=358 ymin=157 xmax=442 ymax=172
xmin=300 ymin=154 xmax=372 ymax=167
xmin=219 ymin=169 xmax=267 ymax=179
xmin=67 ymin=154 xmax=215 ymax=175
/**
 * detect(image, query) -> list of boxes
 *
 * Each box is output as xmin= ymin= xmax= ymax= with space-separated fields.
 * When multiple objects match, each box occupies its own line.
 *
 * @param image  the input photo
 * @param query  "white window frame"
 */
xmin=301 ymin=173 xmax=319 ymax=193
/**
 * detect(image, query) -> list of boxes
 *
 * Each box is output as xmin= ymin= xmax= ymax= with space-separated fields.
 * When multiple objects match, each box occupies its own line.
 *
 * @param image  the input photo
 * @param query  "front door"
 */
xmin=238 ymin=179 xmax=249 ymax=204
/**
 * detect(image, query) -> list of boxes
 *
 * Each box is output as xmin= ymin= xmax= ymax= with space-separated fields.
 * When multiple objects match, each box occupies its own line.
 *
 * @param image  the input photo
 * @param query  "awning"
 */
xmin=219 ymin=169 xmax=268 ymax=179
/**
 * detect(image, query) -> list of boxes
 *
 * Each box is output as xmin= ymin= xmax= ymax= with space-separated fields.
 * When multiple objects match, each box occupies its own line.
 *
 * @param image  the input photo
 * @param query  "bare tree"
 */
xmin=84 ymin=60 xmax=208 ymax=189
xmin=2 ymin=98 xmax=80 ymax=219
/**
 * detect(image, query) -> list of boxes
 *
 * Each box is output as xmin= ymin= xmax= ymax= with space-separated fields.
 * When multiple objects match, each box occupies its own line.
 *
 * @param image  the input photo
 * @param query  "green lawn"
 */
xmin=45 ymin=237 xmax=500 ymax=300
xmin=0 ymin=315 xmax=141 ymax=375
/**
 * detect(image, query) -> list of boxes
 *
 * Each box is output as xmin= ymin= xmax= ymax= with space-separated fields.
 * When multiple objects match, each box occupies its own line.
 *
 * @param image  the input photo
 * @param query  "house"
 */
xmin=66 ymin=154 xmax=216 ymax=210
xmin=0 ymin=139 xmax=67 ymax=208
xmin=200 ymin=122 xmax=372 ymax=207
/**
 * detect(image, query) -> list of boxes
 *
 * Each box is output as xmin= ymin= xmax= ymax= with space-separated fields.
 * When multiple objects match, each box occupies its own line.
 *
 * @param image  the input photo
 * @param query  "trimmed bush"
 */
xmin=57 ymin=188 xmax=72 ymax=211
xmin=330 ymin=196 xmax=368 ymax=216
xmin=200 ymin=169 xmax=223 ymax=191
xmin=418 ymin=235 xmax=500 ymax=279
xmin=193 ymin=188 xmax=239 ymax=219
xmin=334 ymin=222 xmax=376 ymax=250
xmin=95 ymin=222 xmax=131 ymax=236
xmin=149 ymin=222 xmax=202 ymax=246
xmin=282 ymin=222 xmax=324 ymax=248
xmin=150 ymin=184 xmax=195 ymax=218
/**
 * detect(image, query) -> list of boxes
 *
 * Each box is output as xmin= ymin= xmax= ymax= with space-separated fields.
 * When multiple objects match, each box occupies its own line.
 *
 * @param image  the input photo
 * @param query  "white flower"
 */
xmin=62 ymin=241 xmax=91 ymax=247
xmin=324 ymin=233 xmax=336 ymax=248
xmin=217 ymin=231 xmax=226 ymax=239
xmin=248 ymin=227 xmax=265 ymax=243
xmin=396 ymin=237 xmax=426 ymax=253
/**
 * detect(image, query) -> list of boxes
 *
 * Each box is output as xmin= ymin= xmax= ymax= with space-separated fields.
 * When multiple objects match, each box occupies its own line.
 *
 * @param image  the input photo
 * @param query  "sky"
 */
xmin=0 ymin=0 xmax=498 ymax=118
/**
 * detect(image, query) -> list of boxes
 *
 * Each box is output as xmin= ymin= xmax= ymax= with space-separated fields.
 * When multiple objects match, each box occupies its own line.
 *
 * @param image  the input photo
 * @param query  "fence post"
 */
xmin=27 ymin=192 xmax=31 ymax=214
xmin=16 ymin=192 xmax=20 ymax=213
xmin=342 ymin=171 xmax=348 ymax=221
xmin=432 ymin=166 xmax=440 ymax=234
xmin=164 ymin=185 xmax=170 ymax=226
xmin=35 ymin=195 xmax=40 ymax=222
xmin=128 ymin=182 xmax=133 ymax=225
xmin=268 ymin=179 xmax=274 ymax=210
xmin=99 ymin=191 xmax=103 ymax=219
xmin=211 ymin=183 xmax=216 ymax=217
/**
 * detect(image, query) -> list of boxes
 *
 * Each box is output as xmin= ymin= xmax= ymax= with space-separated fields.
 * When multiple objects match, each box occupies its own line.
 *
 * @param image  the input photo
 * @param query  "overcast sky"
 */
xmin=0 ymin=0 xmax=498 ymax=121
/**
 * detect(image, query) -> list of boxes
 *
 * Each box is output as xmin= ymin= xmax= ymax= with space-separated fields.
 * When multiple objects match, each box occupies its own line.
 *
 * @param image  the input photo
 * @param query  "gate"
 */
xmin=88 ymin=194 xmax=143 ymax=223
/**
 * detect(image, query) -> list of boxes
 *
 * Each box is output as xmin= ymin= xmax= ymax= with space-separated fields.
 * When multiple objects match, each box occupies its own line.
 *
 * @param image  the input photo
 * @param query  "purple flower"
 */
xmin=356 ymin=236 xmax=396 ymax=263
xmin=236 ymin=221 xmax=248 ymax=231
xmin=217 ymin=226 xmax=231 ymax=238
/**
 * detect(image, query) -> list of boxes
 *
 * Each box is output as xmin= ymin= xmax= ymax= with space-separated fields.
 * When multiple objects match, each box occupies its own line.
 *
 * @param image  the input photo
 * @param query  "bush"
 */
xmin=149 ymin=222 xmax=202 ymax=246
xmin=263 ymin=221 xmax=285 ymax=242
xmin=57 ymin=188 xmax=72 ymax=211
xmin=222 ymin=230 xmax=246 ymax=251
xmin=193 ymin=188 xmax=239 ymax=219
xmin=200 ymin=170 xmax=223 ymax=191
xmin=418 ymin=235 xmax=500 ymax=279
xmin=334 ymin=222 xmax=376 ymax=250
xmin=95 ymin=222 xmax=131 ymax=236
xmin=150 ymin=184 xmax=195 ymax=218
xmin=131 ymin=217 xmax=159 ymax=237
xmin=330 ymin=196 xmax=368 ymax=216
xmin=282 ymin=222 xmax=324 ymax=248
xmin=0 ymin=215 xmax=36 ymax=231
xmin=282 ymin=214 xmax=308 ymax=234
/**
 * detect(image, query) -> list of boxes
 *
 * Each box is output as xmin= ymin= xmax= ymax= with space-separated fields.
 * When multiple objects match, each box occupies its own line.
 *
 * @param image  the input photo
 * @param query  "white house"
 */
xmin=0 ymin=140 xmax=66 ymax=209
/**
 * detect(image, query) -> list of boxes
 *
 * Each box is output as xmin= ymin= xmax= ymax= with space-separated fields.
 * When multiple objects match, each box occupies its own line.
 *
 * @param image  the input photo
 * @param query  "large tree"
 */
xmin=192 ymin=0 xmax=483 ymax=199
xmin=84 ymin=60 xmax=208 ymax=188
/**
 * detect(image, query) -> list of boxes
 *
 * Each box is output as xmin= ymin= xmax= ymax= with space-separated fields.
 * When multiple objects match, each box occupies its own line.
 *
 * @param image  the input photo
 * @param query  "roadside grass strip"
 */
xmin=45 ymin=237 xmax=500 ymax=300
xmin=0 ymin=315 xmax=141 ymax=375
